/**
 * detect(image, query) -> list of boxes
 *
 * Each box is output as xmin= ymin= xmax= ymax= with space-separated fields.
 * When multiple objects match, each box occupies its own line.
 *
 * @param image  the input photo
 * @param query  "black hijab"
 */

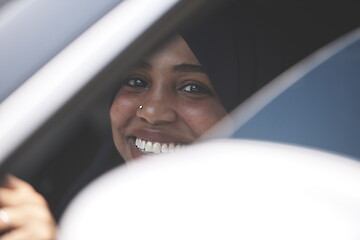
xmin=181 ymin=2 xmax=287 ymax=112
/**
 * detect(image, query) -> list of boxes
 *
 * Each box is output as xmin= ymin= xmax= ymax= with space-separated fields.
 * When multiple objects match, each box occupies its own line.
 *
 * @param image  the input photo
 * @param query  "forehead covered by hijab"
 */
xmin=111 ymin=3 xmax=287 ymax=111
xmin=180 ymin=0 xmax=305 ymax=113
xmin=180 ymin=8 xmax=250 ymax=112
xmin=180 ymin=2 xmax=289 ymax=113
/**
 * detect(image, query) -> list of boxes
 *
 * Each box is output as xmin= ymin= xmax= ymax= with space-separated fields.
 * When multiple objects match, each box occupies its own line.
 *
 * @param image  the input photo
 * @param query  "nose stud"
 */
xmin=139 ymin=105 xmax=143 ymax=109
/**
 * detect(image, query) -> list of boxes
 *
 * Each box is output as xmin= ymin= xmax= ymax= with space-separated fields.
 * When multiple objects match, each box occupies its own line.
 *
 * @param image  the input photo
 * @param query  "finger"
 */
xmin=0 ymin=209 xmax=10 ymax=232
xmin=0 ymin=184 xmax=47 ymax=207
xmin=0 ymin=228 xmax=27 ymax=240
xmin=0 ymin=189 xmax=46 ymax=207
xmin=0 ymin=205 xmax=53 ymax=232
xmin=0 ymin=207 xmax=13 ymax=232
xmin=0 ymin=219 xmax=56 ymax=240
xmin=0 ymin=223 xmax=56 ymax=240
xmin=0 ymin=188 xmax=14 ymax=206
xmin=6 ymin=176 xmax=46 ymax=205
xmin=2 ymin=176 xmax=33 ymax=192
xmin=1 ymin=175 xmax=19 ymax=189
xmin=0 ymin=189 xmax=29 ymax=207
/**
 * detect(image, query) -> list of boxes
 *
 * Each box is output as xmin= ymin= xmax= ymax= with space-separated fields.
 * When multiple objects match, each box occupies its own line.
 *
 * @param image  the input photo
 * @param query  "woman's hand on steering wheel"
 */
xmin=0 ymin=175 xmax=56 ymax=240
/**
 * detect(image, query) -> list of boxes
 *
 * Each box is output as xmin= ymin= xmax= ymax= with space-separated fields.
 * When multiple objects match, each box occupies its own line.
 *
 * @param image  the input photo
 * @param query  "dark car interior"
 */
xmin=1 ymin=0 xmax=359 ymax=222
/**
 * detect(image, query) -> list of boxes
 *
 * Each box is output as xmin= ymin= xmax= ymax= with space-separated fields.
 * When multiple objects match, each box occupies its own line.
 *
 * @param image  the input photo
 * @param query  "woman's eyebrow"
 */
xmin=173 ymin=64 xmax=205 ymax=73
xmin=134 ymin=60 xmax=152 ymax=70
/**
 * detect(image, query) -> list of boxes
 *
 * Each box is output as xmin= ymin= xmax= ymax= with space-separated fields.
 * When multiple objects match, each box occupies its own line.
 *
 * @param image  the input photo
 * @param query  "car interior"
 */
xmin=1 ymin=0 xmax=359 ymax=222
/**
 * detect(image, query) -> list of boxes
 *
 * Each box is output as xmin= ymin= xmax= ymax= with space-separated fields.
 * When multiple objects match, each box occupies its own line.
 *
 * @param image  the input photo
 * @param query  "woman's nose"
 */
xmin=136 ymin=90 xmax=177 ymax=125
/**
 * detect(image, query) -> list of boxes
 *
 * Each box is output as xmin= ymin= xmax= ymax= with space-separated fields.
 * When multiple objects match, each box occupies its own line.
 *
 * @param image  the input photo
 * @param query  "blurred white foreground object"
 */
xmin=59 ymin=140 xmax=360 ymax=240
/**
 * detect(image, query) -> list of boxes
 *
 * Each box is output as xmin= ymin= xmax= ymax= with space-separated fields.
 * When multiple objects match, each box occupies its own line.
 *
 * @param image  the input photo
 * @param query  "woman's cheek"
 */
xmin=110 ymin=93 xmax=140 ymax=160
xmin=179 ymin=101 xmax=226 ymax=135
xmin=111 ymin=93 xmax=140 ymax=125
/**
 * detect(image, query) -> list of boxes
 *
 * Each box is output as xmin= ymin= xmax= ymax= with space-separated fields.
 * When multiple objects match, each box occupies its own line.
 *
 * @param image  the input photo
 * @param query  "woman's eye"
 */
xmin=181 ymin=84 xmax=212 ymax=95
xmin=125 ymin=78 xmax=149 ymax=89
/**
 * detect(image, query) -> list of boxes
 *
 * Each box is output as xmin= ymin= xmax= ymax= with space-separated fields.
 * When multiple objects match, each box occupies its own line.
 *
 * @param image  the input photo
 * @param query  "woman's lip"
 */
xmin=129 ymin=129 xmax=192 ymax=145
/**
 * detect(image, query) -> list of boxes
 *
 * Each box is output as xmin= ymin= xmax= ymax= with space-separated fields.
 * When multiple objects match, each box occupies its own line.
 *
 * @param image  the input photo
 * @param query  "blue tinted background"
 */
xmin=233 ymin=38 xmax=360 ymax=159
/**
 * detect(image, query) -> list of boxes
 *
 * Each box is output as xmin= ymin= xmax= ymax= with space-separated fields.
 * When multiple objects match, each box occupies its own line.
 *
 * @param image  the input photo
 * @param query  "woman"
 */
xmin=0 ymin=33 xmax=234 ymax=239
xmin=0 ymin=3 xmax=289 ymax=238
xmin=110 ymin=34 xmax=227 ymax=161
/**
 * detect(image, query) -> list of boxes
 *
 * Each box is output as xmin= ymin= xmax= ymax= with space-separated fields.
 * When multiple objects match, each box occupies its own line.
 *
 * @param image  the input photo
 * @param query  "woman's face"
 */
xmin=110 ymin=35 xmax=227 ymax=161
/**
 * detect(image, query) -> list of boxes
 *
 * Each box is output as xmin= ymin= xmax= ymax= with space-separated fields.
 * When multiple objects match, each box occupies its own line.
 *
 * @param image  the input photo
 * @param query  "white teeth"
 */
xmin=134 ymin=137 xmax=182 ymax=154
xmin=153 ymin=142 xmax=161 ymax=153
xmin=161 ymin=144 xmax=168 ymax=153
xmin=175 ymin=145 xmax=181 ymax=152
xmin=145 ymin=142 xmax=152 ymax=152
xmin=168 ymin=143 xmax=175 ymax=153
xmin=140 ymin=140 xmax=146 ymax=149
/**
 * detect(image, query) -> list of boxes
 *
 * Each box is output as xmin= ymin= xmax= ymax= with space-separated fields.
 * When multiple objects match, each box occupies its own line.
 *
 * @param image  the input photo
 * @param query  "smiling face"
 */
xmin=110 ymin=35 xmax=227 ymax=161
